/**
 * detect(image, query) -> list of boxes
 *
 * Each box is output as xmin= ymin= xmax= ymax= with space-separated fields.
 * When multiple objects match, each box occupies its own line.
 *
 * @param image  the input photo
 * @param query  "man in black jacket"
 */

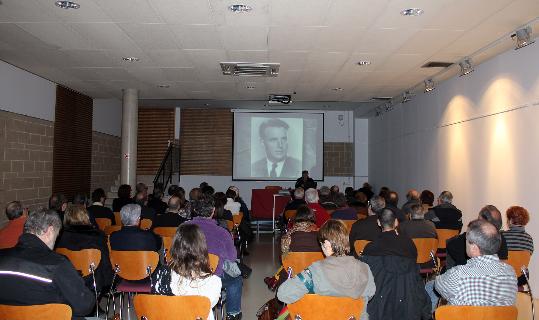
xmin=294 ymin=170 xmax=317 ymax=190
xmin=349 ymin=196 xmax=385 ymax=257
xmin=110 ymin=204 xmax=161 ymax=252
xmin=0 ymin=209 xmax=95 ymax=319
xmin=87 ymin=187 xmax=116 ymax=225
xmin=424 ymin=191 xmax=463 ymax=230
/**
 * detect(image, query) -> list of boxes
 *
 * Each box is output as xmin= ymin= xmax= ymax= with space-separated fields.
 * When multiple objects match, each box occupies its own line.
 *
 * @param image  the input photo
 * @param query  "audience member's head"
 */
xmin=362 ymin=182 xmax=372 ymax=190
xmin=369 ymin=196 xmax=386 ymax=216
xmin=199 ymin=181 xmax=209 ymax=189
xmin=344 ymin=187 xmax=354 ymax=198
xmin=420 ymin=190 xmax=435 ymax=206
xmin=478 ymin=205 xmax=503 ymax=230
xmin=64 ymin=205 xmax=91 ymax=226
xmin=24 ymin=208 xmax=62 ymax=250
xmin=295 ymin=205 xmax=315 ymax=224
xmin=318 ymin=219 xmax=350 ymax=257
xmin=330 ymin=185 xmax=339 ymax=194
xmin=438 ymin=191 xmax=453 ymax=204
xmin=385 ymin=191 xmax=399 ymax=207
xmin=167 ymin=196 xmax=181 ymax=212
xmin=228 ymin=186 xmax=241 ymax=199
xmin=466 ymin=219 xmax=501 ymax=257
xmin=153 ymin=188 xmax=164 ymax=200
xmin=506 ymin=206 xmax=530 ymax=226
xmin=168 ymin=185 xmax=179 ymax=197
xmin=293 ymin=188 xmax=305 ymax=200
xmin=225 ymin=189 xmax=237 ymax=200
xmin=49 ymin=193 xmax=68 ymax=213
xmin=5 ymin=201 xmax=23 ymax=220
xmin=191 ymin=195 xmax=215 ymax=218
xmin=354 ymin=191 xmax=368 ymax=204
xmin=120 ymin=204 xmax=141 ymax=226
xmin=136 ymin=182 xmax=148 ymax=198
xmin=334 ymin=193 xmax=347 ymax=208
xmin=212 ymin=192 xmax=227 ymax=220
xmin=135 ymin=192 xmax=147 ymax=206
xmin=91 ymin=188 xmax=106 ymax=204
xmin=169 ymin=224 xmax=212 ymax=279
xmin=406 ymin=189 xmax=420 ymax=201
xmin=302 ymin=170 xmax=309 ymax=180
xmin=409 ymin=204 xmax=424 ymax=220
xmin=319 ymin=186 xmax=331 ymax=197
xmin=305 ymin=188 xmax=319 ymax=204
xmin=117 ymin=184 xmax=132 ymax=200
xmin=377 ymin=208 xmax=397 ymax=231
xmin=189 ymin=188 xmax=202 ymax=201
xmin=378 ymin=186 xmax=390 ymax=198
xmin=201 ymin=185 xmax=215 ymax=197
xmin=73 ymin=193 xmax=88 ymax=207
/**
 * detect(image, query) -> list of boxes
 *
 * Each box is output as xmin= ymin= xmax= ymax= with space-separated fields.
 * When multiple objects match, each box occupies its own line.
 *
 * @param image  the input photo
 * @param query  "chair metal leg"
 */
xmin=119 ymin=292 xmax=124 ymax=320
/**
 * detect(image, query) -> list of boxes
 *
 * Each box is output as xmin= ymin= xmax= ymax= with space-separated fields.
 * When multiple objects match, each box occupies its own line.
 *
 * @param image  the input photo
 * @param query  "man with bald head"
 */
xmin=151 ymin=196 xmax=188 ymax=229
xmin=401 ymin=189 xmax=420 ymax=216
xmin=435 ymin=219 xmax=517 ymax=306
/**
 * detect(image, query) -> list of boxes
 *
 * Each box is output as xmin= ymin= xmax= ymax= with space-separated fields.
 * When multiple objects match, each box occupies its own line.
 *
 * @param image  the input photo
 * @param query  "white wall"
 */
xmin=354 ymin=118 xmax=369 ymax=187
xmin=93 ymin=98 xmax=122 ymax=137
xmin=369 ymin=43 xmax=539 ymax=288
xmin=0 ymin=60 xmax=56 ymax=121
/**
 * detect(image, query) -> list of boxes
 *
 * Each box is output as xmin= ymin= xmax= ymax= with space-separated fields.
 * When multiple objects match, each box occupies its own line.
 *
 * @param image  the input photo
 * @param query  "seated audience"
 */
xmin=435 ymin=219 xmax=517 ymax=306
xmin=398 ymin=204 xmax=437 ymax=239
xmin=331 ymin=193 xmax=357 ymax=220
xmin=185 ymin=196 xmax=243 ymax=320
xmin=227 ymin=186 xmax=251 ymax=221
xmin=213 ymin=192 xmax=233 ymax=229
xmin=425 ymin=191 xmax=462 ymax=230
xmin=319 ymin=186 xmax=337 ymax=210
xmin=152 ymin=224 xmax=222 ymax=320
xmin=0 ymin=201 xmax=27 ymax=249
xmin=148 ymin=186 xmax=167 ymax=215
xmin=350 ymin=200 xmax=368 ymax=219
xmin=401 ymin=189 xmax=420 ymax=216
xmin=281 ymin=205 xmax=320 ymax=257
xmin=330 ymin=185 xmax=339 ymax=194
xmin=87 ymin=188 xmax=116 ymax=225
xmin=163 ymin=184 xmax=179 ymax=204
xmin=502 ymin=205 xmax=534 ymax=286
xmin=360 ymin=209 xmax=430 ymax=320
xmin=226 ymin=187 xmax=254 ymax=252
xmin=173 ymin=188 xmax=191 ymax=219
xmin=0 ymin=209 xmax=95 ymax=318
xmin=419 ymin=190 xmax=435 ymax=213
xmin=151 ymin=196 xmax=189 ymax=229
xmin=112 ymin=184 xmax=133 ymax=212
xmin=446 ymin=205 xmax=508 ymax=268
xmin=305 ymin=188 xmax=331 ymax=228
xmin=384 ymin=191 xmax=406 ymax=222
xmin=49 ymin=193 xmax=68 ymax=222
xmin=284 ymin=188 xmax=306 ymax=212
xmin=202 ymin=185 xmax=215 ymax=197
xmin=189 ymin=187 xmax=203 ymax=204
xmin=349 ymin=196 xmax=385 ymax=257
xmin=133 ymin=182 xmax=148 ymax=202
xmin=345 ymin=186 xmax=356 ymax=203
xmin=72 ymin=193 xmax=89 ymax=208
xmin=224 ymin=189 xmax=241 ymax=215
xmin=55 ymin=205 xmax=113 ymax=292
xmin=135 ymin=191 xmax=156 ymax=221
xmin=277 ymin=220 xmax=375 ymax=319
xmin=358 ymin=182 xmax=374 ymax=201
xmin=378 ymin=186 xmax=390 ymax=199
xmin=295 ymin=170 xmax=317 ymax=190
xmin=109 ymin=204 xmax=161 ymax=252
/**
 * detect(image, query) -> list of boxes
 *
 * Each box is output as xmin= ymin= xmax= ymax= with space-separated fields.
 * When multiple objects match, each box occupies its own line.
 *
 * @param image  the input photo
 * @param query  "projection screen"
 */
xmin=233 ymin=111 xmax=324 ymax=181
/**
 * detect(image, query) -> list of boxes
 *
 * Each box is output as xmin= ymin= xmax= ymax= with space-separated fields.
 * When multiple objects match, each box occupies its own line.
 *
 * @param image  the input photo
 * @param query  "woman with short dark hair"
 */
xmin=112 ymin=184 xmax=133 ymax=212
xmin=281 ymin=205 xmax=319 ymax=257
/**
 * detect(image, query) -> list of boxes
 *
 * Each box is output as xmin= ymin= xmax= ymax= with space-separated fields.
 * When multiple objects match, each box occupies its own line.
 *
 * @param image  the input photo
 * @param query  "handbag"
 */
xmin=256 ymin=297 xmax=281 ymax=320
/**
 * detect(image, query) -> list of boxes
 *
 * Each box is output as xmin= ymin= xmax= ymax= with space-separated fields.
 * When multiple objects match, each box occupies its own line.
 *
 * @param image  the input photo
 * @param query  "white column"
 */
xmin=121 ymin=88 xmax=138 ymax=187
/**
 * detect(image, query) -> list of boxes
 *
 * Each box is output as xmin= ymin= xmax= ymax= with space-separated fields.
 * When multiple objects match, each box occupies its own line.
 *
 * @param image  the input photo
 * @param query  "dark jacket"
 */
xmin=446 ymin=232 xmax=508 ymax=268
xmin=331 ymin=207 xmax=357 ymax=220
xmin=294 ymin=177 xmax=317 ymax=190
xmin=252 ymin=156 xmax=302 ymax=178
xmin=289 ymin=231 xmax=321 ymax=253
xmin=363 ymin=230 xmax=417 ymax=260
xmin=425 ymin=203 xmax=463 ymax=230
xmin=360 ymin=255 xmax=431 ymax=320
xmin=148 ymin=198 xmax=167 ymax=215
xmin=284 ymin=199 xmax=307 ymax=212
xmin=386 ymin=204 xmax=407 ymax=222
xmin=152 ymin=212 xmax=188 ymax=229
xmin=55 ymin=225 xmax=113 ymax=292
xmin=398 ymin=219 xmax=437 ymax=239
xmin=0 ymin=234 xmax=95 ymax=319
xmin=140 ymin=205 xmax=156 ymax=221
xmin=87 ymin=204 xmax=115 ymax=225
xmin=112 ymin=197 xmax=132 ymax=212
xmin=109 ymin=226 xmax=162 ymax=252
xmin=349 ymin=215 xmax=381 ymax=257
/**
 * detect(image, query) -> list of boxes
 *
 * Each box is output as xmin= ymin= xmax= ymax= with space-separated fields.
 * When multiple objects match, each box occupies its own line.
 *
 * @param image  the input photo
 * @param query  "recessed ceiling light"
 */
xmin=424 ymin=79 xmax=435 ymax=92
xmin=332 ymin=88 xmax=344 ymax=91
xmin=229 ymin=4 xmax=252 ymax=13
xmin=400 ymin=8 xmax=423 ymax=16
xmin=158 ymin=84 xmax=170 ymax=88
xmin=122 ymin=57 xmax=140 ymax=62
xmin=512 ymin=26 xmax=535 ymax=50
xmin=245 ymin=83 xmax=256 ymax=90
xmin=459 ymin=58 xmax=474 ymax=76
xmin=357 ymin=60 xmax=371 ymax=66
xmin=55 ymin=1 xmax=80 ymax=9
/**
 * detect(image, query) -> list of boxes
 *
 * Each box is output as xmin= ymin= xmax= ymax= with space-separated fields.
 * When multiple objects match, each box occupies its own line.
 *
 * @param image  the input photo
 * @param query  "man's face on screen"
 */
xmin=261 ymin=126 xmax=288 ymax=162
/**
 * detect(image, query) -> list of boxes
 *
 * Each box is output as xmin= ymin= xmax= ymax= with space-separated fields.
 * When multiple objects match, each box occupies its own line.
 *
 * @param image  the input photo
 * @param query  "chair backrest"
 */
xmin=284 ymin=210 xmax=297 ymax=220
xmin=435 ymin=305 xmax=518 ymax=320
xmin=140 ymin=218 xmax=152 ymax=230
xmin=104 ymin=225 xmax=122 ymax=235
xmin=95 ymin=218 xmax=112 ymax=231
xmin=55 ymin=248 xmax=101 ymax=277
xmin=162 ymin=236 xmax=173 ymax=263
xmin=506 ymin=250 xmax=531 ymax=277
xmin=435 ymin=229 xmax=460 ymax=249
xmin=208 ymin=253 xmax=219 ymax=273
xmin=354 ymin=240 xmax=371 ymax=256
xmin=412 ymin=238 xmax=439 ymax=264
xmin=340 ymin=219 xmax=357 ymax=232
xmin=114 ymin=212 xmax=122 ymax=225
xmin=153 ymin=227 xmax=178 ymax=238
xmin=226 ymin=220 xmax=234 ymax=232
xmin=109 ymin=250 xmax=159 ymax=280
xmin=282 ymin=251 xmax=325 ymax=276
xmin=134 ymin=294 xmax=210 ymax=320
xmin=232 ymin=212 xmax=243 ymax=225
xmin=287 ymin=294 xmax=364 ymax=320
xmin=0 ymin=304 xmax=72 ymax=320
xmin=516 ymin=292 xmax=533 ymax=320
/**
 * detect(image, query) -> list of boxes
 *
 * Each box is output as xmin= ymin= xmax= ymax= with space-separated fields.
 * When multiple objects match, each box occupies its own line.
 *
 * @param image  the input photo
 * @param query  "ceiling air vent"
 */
xmin=220 ymin=62 xmax=279 ymax=77
xmin=370 ymin=97 xmax=393 ymax=101
xmin=422 ymin=61 xmax=454 ymax=68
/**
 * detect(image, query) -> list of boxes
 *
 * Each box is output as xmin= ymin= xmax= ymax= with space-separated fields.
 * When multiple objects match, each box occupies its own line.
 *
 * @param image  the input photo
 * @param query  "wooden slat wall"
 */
xmin=52 ymin=85 xmax=93 ymax=199
xmin=137 ymin=107 xmax=175 ymax=175
xmin=180 ymin=109 xmax=232 ymax=175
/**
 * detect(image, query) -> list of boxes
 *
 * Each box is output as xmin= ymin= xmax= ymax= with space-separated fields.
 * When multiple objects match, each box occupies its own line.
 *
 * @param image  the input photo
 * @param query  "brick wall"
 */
xmin=0 ymin=110 xmax=54 ymax=224
xmin=91 ymin=131 xmax=121 ymax=193
xmin=324 ymin=142 xmax=353 ymax=176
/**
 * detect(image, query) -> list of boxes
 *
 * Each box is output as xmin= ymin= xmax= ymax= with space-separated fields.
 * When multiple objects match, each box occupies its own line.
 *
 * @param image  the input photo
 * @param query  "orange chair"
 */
xmin=354 ymin=240 xmax=371 ymax=256
xmin=108 ymin=250 xmax=159 ymax=319
xmin=208 ymin=253 xmax=219 ymax=273
xmin=134 ymin=295 xmax=211 ymax=320
xmin=0 ymin=304 xmax=72 ymax=320
xmin=226 ymin=212 xmax=244 ymax=232
xmin=435 ymin=305 xmax=518 ymax=320
xmin=114 ymin=212 xmax=121 ymax=225
xmin=140 ymin=218 xmax=152 ymax=230
xmin=412 ymin=238 xmax=439 ymax=276
xmin=340 ymin=219 xmax=357 ymax=232
xmin=435 ymin=229 xmax=460 ymax=257
xmin=284 ymin=210 xmax=297 ymax=220
xmin=287 ymin=294 xmax=364 ymax=320
xmin=153 ymin=226 xmax=178 ymax=238
xmin=282 ymin=251 xmax=325 ymax=276
xmin=506 ymin=250 xmax=531 ymax=277
xmin=104 ymin=225 xmax=122 ymax=235
xmin=95 ymin=218 xmax=112 ymax=231
xmin=515 ymin=291 xmax=535 ymax=320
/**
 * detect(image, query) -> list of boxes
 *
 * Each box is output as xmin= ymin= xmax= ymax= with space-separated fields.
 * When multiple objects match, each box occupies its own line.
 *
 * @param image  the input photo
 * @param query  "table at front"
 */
xmin=250 ymin=189 xmax=291 ymax=232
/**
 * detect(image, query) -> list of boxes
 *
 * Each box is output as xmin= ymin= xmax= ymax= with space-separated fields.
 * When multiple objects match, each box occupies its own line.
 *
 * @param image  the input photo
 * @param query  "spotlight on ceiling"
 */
xmin=424 ymin=79 xmax=435 ymax=92
xmin=511 ymin=26 xmax=535 ymax=50
xmin=229 ymin=4 xmax=252 ymax=13
xmin=55 ymin=0 xmax=80 ymax=9
xmin=400 ymin=8 xmax=423 ymax=16
xmin=402 ymin=91 xmax=413 ymax=103
xmin=459 ymin=58 xmax=474 ymax=76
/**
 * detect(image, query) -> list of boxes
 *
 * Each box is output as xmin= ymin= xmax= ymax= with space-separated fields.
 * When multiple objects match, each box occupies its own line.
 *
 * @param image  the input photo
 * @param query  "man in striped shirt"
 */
xmin=435 ymin=219 xmax=517 ymax=306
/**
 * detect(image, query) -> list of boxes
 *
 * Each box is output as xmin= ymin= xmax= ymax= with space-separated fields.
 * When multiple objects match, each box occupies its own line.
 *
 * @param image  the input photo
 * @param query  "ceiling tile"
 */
xmin=61 ymin=49 xmax=121 ymax=68
xmin=149 ymin=0 xmax=224 ymax=25
xmin=219 ymin=26 xmax=269 ymax=50
xmin=226 ymin=50 xmax=268 ymax=62
xmin=119 ymin=23 xmax=180 ymax=50
xmin=145 ymin=50 xmax=194 ymax=68
xmin=93 ymin=0 xmax=162 ymax=23
xmin=161 ymin=68 xmax=199 ymax=81
xmin=269 ymin=51 xmax=309 ymax=70
xmin=170 ymin=25 xmax=223 ymax=50
xmin=0 ymin=0 xmax=59 ymax=23
xmin=69 ymin=23 xmax=140 ymax=53
xmin=215 ymin=0 xmax=271 ymax=26
xmin=269 ymin=0 xmax=331 ymax=26
xmin=16 ymin=22 xmax=91 ymax=49
xmin=269 ymin=26 xmax=322 ymax=51
xmin=304 ymin=51 xmax=350 ymax=73
xmin=325 ymin=0 xmax=389 ymax=28
xmin=52 ymin=0 xmax=112 ymax=23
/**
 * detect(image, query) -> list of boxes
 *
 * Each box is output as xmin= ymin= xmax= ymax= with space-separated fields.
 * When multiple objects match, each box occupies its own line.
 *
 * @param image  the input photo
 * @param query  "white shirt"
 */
xmin=224 ymin=198 xmax=241 ymax=215
xmin=170 ymin=271 xmax=222 ymax=320
xmin=266 ymin=159 xmax=285 ymax=177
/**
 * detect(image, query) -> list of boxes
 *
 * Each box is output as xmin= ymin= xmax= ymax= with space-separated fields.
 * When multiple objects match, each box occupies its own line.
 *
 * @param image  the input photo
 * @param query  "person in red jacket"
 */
xmin=0 ymin=201 xmax=27 ymax=249
xmin=305 ymin=188 xmax=330 ymax=227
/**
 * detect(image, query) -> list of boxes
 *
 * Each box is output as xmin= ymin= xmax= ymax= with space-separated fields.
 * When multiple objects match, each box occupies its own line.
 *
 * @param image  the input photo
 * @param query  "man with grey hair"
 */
xmin=349 ymin=195 xmax=386 ymax=257
xmin=398 ymin=204 xmax=437 ymax=239
xmin=425 ymin=190 xmax=463 ymax=230
xmin=305 ymin=188 xmax=330 ymax=227
xmin=0 ymin=209 xmax=95 ymax=317
xmin=151 ymin=196 xmax=188 ymax=229
xmin=284 ymin=188 xmax=306 ymax=211
xmin=435 ymin=219 xmax=517 ymax=306
xmin=109 ymin=204 xmax=161 ymax=252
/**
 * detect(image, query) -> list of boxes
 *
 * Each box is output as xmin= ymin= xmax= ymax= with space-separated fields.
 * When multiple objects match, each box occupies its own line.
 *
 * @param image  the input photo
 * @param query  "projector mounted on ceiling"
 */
xmin=268 ymin=94 xmax=291 ymax=104
xmin=220 ymin=62 xmax=280 ymax=77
